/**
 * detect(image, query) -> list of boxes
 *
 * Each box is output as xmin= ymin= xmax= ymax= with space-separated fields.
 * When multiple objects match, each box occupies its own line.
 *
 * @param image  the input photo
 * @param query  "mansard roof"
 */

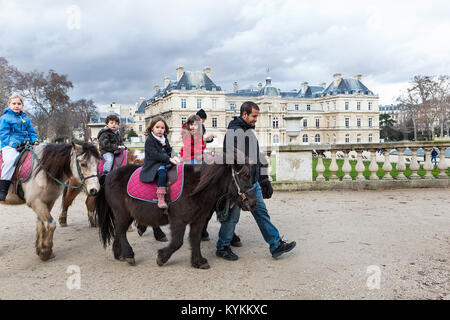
xmin=322 ymin=78 xmax=374 ymax=96
xmin=148 ymin=70 xmax=222 ymax=103
xmin=227 ymin=77 xmax=374 ymax=99
xmin=136 ymin=100 xmax=147 ymax=114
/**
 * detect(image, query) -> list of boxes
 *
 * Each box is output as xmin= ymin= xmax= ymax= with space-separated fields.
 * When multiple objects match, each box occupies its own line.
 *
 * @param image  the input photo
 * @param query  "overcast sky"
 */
xmin=1 ymin=0 xmax=449 ymax=109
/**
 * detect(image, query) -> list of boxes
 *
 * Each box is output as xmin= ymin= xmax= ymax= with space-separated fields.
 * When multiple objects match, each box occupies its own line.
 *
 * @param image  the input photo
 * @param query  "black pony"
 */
xmin=95 ymin=155 xmax=257 ymax=269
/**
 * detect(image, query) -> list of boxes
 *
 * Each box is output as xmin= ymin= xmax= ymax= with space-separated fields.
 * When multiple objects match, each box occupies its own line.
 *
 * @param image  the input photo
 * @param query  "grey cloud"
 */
xmin=1 ymin=0 xmax=449 ymax=106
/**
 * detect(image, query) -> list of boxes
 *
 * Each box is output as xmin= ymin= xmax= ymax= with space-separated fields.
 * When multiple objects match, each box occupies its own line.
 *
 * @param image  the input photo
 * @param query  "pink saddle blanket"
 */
xmin=98 ymin=150 xmax=128 ymax=175
xmin=0 ymin=149 xmax=33 ymax=181
xmin=127 ymin=163 xmax=184 ymax=203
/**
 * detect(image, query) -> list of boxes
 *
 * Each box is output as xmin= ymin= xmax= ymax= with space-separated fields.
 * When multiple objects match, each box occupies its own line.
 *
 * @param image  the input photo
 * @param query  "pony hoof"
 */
xmin=60 ymin=223 xmax=68 ymax=227
xmin=198 ymin=262 xmax=210 ymax=270
xmin=118 ymin=256 xmax=125 ymax=262
xmin=193 ymin=262 xmax=210 ymax=269
xmin=126 ymin=258 xmax=136 ymax=266
xmin=157 ymin=257 xmax=164 ymax=266
xmin=39 ymin=251 xmax=55 ymax=261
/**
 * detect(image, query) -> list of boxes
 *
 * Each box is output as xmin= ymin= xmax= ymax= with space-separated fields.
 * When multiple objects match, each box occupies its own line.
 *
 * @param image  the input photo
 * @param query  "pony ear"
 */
xmin=72 ymin=142 xmax=84 ymax=155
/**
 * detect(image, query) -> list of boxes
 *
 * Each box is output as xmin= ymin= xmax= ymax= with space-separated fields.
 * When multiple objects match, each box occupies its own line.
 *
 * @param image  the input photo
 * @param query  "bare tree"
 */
xmin=0 ymin=57 xmax=21 ymax=113
xmin=70 ymin=99 xmax=98 ymax=141
xmin=18 ymin=70 xmax=73 ymax=141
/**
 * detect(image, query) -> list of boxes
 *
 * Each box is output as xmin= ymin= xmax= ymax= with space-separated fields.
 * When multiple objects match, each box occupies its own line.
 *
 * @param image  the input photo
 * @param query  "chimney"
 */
xmin=355 ymin=74 xmax=362 ymax=81
xmin=265 ymin=77 xmax=272 ymax=86
xmin=154 ymin=85 xmax=160 ymax=92
xmin=301 ymin=82 xmax=309 ymax=94
xmin=176 ymin=66 xmax=184 ymax=82
xmin=333 ymin=73 xmax=342 ymax=87
xmin=257 ymin=82 xmax=263 ymax=89
xmin=164 ymin=76 xmax=170 ymax=88
xmin=321 ymin=82 xmax=327 ymax=89
xmin=203 ymin=66 xmax=211 ymax=78
xmin=139 ymin=97 xmax=145 ymax=105
xmin=233 ymin=81 xmax=238 ymax=93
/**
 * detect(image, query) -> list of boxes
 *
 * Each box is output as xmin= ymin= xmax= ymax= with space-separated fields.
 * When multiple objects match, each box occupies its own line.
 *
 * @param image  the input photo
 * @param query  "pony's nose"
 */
xmin=89 ymin=188 xmax=98 ymax=196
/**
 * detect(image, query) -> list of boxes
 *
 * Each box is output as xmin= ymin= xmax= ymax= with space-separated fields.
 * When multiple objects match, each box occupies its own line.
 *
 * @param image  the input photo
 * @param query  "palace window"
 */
xmin=369 ymin=134 xmax=373 ymax=142
xmin=273 ymin=134 xmax=279 ymax=144
xmin=369 ymin=118 xmax=373 ymax=127
xmin=315 ymin=118 xmax=320 ymax=128
xmin=303 ymin=119 xmax=308 ymax=128
xmin=368 ymin=102 xmax=372 ymax=111
xmin=212 ymin=99 xmax=217 ymax=109
xmin=230 ymin=103 xmax=235 ymax=110
xmin=345 ymin=134 xmax=350 ymax=143
xmin=273 ymin=117 xmax=279 ymax=129
xmin=181 ymin=117 xmax=187 ymax=125
xmin=295 ymin=104 xmax=299 ymax=111
xmin=357 ymin=101 xmax=361 ymax=111
xmin=302 ymin=134 xmax=308 ymax=143
xmin=197 ymin=99 xmax=202 ymax=109
xmin=345 ymin=101 xmax=349 ymax=111
xmin=181 ymin=98 xmax=186 ymax=109
xmin=357 ymin=118 xmax=361 ymax=127
xmin=307 ymin=104 xmax=311 ymax=111
xmin=315 ymin=134 xmax=321 ymax=143
xmin=212 ymin=117 xmax=217 ymax=128
xmin=357 ymin=134 xmax=361 ymax=143
xmin=333 ymin=134 xmax=336 ymax=143
xmin=139 ymin=125 xmax=142 ymax=132
xmin=345 ymin=118 xmax=350 ymax=128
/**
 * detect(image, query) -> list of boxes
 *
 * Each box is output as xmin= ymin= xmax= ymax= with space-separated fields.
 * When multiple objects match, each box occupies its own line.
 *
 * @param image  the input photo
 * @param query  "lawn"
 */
xmin=269 ymin=155 xmax=450 ymax=181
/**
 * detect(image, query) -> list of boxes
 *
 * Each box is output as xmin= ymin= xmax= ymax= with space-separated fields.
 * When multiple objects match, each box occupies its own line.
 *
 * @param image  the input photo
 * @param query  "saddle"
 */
xmin=127 ymin=163 xmax=184 ymax=204
xmin=98 ymin=149 xmax=128 ymax=175
xmin=0 ymin=148 xmax=34 ymax=200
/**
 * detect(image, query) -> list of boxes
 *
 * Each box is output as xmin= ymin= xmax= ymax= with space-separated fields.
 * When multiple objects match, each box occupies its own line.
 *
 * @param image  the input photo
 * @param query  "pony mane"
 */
xmin=36 ymin=142 xmax=100 ymax=184
xmin=189 ymin=163 xmax=228 ymax=197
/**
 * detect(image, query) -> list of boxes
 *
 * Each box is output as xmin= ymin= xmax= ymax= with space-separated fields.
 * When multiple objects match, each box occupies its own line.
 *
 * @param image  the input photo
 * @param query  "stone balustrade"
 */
xmin=274 ymin=141 xmax=450 ymax=191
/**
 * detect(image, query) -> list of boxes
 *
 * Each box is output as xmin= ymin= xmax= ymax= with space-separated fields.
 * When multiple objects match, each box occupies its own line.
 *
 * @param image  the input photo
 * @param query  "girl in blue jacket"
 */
xmin=0 ymin=93 xmax=39 ymax=201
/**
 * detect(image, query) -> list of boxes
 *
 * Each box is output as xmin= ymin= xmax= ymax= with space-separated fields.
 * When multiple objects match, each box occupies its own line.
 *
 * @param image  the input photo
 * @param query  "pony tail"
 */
xmin=94 ymin=181 xmax=115 ymax=248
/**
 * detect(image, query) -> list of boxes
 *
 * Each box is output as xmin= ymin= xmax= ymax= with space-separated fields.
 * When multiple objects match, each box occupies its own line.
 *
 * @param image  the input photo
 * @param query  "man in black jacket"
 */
xmin=216 ymin=101 xmax=296 ymax=261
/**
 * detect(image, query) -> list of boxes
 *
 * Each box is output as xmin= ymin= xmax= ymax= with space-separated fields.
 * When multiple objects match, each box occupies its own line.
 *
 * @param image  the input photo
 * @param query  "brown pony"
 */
xmin=58 ymin=149 xmax=168 ymax=241
xmin=95 ymin=153 xmax=257 ymax=269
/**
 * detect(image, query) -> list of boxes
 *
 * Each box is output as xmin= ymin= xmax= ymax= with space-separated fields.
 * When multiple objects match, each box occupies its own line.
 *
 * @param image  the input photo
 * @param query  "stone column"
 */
xmin=382 ymin=148 xmax=393 ymax=180
xmin=396 ymin=148 xmax=407 ymax=180
xmin=329 ymin=150 xmax=339 ymax=181
xmin=342 ymin=149 xmax=352 ymax=181
xmin=316 ymin=152 xmax=326 ymax=182
xmin=437 ymin=147 xmax=449 ymax=179
xmin=422 ymin=147 xmax=434 ymax=179
xmin=368 ymin=148 xmax=379 ymax=180
xmin=355 ymin=150 xmax=366 ymax=181
xmin=409 ymin=148 xmax=421 ymax=180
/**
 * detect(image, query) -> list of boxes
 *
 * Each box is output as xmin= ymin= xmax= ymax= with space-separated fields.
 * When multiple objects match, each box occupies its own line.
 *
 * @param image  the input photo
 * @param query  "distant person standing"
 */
xmin=196 ymin=109 xmax=214 ymax=143
xmin=431 ymin=148 xmax=438 ymax=166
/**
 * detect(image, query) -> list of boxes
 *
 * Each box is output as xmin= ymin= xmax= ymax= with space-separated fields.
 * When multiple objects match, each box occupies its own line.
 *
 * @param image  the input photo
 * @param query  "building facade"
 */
xmin=140 ymin=67 xmax=380 ymax=152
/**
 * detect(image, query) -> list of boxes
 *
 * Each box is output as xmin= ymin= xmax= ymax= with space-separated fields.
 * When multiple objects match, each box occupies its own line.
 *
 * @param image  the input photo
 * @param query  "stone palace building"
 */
xmin=134 ymin=67 xmax=380 ymax=152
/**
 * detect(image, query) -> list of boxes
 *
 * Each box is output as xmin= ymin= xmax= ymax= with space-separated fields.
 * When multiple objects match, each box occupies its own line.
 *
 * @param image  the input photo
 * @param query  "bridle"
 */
xmin=231 ymin=165 xmax=254 ymax=203
xmin=74 ymin=153 xmax=98 ymax=190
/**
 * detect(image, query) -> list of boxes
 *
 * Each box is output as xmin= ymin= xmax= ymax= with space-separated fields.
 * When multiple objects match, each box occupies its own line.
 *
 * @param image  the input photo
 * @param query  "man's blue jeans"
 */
xmin=216 ymin=182 xmax=282 ymax=253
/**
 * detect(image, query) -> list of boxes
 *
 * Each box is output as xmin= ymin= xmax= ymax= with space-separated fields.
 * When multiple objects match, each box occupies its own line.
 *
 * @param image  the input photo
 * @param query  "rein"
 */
xmin=24 ymin=144 xmax=94 ymax=189
xmin=231 ymin=166 xmax=254 ymax=202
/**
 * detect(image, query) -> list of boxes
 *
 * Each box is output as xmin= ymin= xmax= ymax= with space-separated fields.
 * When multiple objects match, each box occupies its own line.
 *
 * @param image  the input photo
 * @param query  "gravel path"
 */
xmin=0 ymin=188 xmax=449 ymax=300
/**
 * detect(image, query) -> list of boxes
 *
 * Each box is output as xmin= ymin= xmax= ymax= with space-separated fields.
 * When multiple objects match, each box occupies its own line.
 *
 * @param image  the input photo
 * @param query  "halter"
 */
xmin=25 ymin=144 xmax=97 ymax=190
xmin=231 ymin=165 xmax=254 ymax=202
